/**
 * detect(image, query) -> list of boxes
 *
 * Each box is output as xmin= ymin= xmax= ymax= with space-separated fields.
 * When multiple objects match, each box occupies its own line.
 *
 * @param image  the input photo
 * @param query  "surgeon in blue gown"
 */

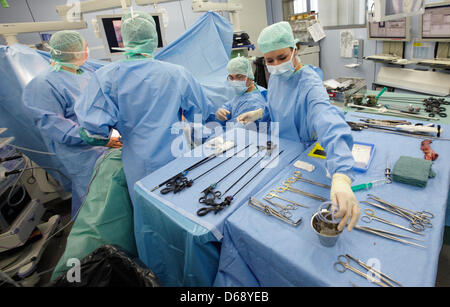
xmin=238 ymin=22 xmax=360 ymax=232
xmin=23 ymin=31 xmax=120 ymax=218
xmin=75 ymin=11 xmax=216 ymax=197
xmin=216 ymin=56 xmax=268 ymax=124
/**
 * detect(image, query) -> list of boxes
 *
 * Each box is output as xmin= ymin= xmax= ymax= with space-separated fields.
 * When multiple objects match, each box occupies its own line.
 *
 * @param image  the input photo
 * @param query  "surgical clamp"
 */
xmin=292 ymin=171 xmax=331 ymax=189
xmin=361 ymin=201 xmax=426 ymax=232
xmin=275 ymin=183 xmax=327 ymax=202
xmin=248 ymin=197 xmax=302 ymax=227
xmin=265 ymin=190 xmax=309 ymax=208
xmin=367 ymin=194 xmax=433 ymax=229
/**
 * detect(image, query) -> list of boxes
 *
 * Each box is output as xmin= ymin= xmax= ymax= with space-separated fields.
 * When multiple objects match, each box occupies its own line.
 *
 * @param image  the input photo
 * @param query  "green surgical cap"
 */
xmin=49 ymin=30 xmax=85 ymax=63
xmin=121 ymin=11 xmax=158 ymax=55
xmin=257 ymin=21 xmax=296 ymax=54
xmin=227 ymin=56 xmax=254 ymax=79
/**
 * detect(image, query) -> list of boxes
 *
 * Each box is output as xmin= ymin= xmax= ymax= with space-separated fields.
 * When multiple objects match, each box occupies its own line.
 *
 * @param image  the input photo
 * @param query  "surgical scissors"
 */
xmin=334 ymin=255 xmax=389 ymax=287
xmin=344 ymin=254 xmax=402 ymax=287
xmin=275 ymin=183 xmax=327 ymax=202
xmin=361 ymin=201 xmax=426 ymax=232
xmin=265 ymin=190 xmax=309 ymax=208
xmin=361 ymin=209 xmax=425 ymax=236
xmin=367 ymin=194 xmax=433 ymax=230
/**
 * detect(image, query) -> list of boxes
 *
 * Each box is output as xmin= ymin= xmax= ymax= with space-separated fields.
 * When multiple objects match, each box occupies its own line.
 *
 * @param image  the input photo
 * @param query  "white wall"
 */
xmin=232 ymin=0 xmax=268 ymax=57
xmin=319 ymin=0 xmax=449 ymax=93
xmin=0 ymin=0 xmax=228 ymax=60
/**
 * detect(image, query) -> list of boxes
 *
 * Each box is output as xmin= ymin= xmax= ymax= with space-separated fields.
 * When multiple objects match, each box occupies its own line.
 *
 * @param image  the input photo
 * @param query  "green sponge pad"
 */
xmin=392 ymin=156 xmax=435 ymax=188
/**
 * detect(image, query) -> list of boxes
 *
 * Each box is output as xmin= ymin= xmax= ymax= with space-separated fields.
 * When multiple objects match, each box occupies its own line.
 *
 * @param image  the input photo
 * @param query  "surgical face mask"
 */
xmin=267 ymin=48 xmax=296 ymax=78
xmin=228 ymin=80 xmax=249 ymax=95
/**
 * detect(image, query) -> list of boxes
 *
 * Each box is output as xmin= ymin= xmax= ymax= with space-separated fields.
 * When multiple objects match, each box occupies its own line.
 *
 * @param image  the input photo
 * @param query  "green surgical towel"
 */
xmin=392 ymin=156 xmax=435 ymax=188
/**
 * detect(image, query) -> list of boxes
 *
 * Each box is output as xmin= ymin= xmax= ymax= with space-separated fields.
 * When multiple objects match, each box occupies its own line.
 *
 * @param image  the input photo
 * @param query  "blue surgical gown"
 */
xmin=23 ymin=68 xmax=107 ymax=216
xmin=219 ymin=86 xmax=268 ymax=123
xmin=267 ymin=65 xmax=354 ymax=180
xmin=74 ymin=58 xmax=216 ymax=195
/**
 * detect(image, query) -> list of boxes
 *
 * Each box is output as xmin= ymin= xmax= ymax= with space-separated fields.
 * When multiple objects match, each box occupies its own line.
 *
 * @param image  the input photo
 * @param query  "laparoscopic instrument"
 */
xmin=198 ymin=142 xmax=276 ymax=204
xmin=197 ymin=150 xmax=284 ymax=216
xmin=160 ymin=144 xmax=251 ymax=194
xmin=347 ymin=120 xmax=450 ymax=141
xmin=150 ymin=143 xmax=236 ymax=193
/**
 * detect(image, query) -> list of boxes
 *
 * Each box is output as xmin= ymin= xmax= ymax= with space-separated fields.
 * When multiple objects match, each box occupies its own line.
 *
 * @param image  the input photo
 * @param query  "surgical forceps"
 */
xmin=275 ymin=183 xmax=327 ymax=202
xmin=265 ymin=190 xmax=309 ymax=208
xmin=248 ymin=197 xmax=302 ymax=227
xmin=343 ymin=254 xmax=402 ymax=287
xmin=354 ymin=225 xmax=426 ymax=248
xmin=334 ymin=255 xmax=389 ymax=287
xmin=361 ymin=209 xmax=425 ymax=236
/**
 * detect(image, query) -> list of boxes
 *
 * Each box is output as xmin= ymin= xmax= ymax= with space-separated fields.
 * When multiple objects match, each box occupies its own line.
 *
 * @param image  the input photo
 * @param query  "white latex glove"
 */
xmin=236 ymin=108 xmax=264 ymax=125
xmin=216 ymin=108 xmax=230 ymax=121
xmin=330 ymin=173 xmax=360 ymax=232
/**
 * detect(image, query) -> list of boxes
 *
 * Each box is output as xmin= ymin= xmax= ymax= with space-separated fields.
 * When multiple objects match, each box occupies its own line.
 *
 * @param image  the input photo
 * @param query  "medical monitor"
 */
xmin=96 ymin=13 xmax=166 ymax=57
xmin=420 ymin=2 xmax=450 ymax=42
xmin=368 ymin=16 xmax=411 ymax=41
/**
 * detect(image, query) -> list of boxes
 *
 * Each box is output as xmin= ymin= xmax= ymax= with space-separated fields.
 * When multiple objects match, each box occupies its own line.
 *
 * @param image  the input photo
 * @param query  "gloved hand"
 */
xmin=216 ymin=108 xmax=231 ymax=121
xmin=236 ymin=108 xmax=264 ymax=125
xmin=330 ymin=173 xmax=360 ymax=232
xmin=106 ymin=137 xmax=123 ymax=148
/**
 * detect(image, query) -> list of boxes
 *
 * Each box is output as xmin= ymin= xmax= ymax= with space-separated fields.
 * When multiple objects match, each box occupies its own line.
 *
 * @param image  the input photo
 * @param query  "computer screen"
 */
xmin=368 ymin=17 xmax=409 ymax=41
xmin=421 ymin=3 xmax=450 ymax=41
xmin=97 ymin=13 xmax=165 ymax=56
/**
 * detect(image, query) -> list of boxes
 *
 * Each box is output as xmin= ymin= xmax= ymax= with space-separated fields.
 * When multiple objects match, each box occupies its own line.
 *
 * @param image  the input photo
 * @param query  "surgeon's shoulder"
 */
xmin=24 ymin=69 xmax=53 ymax=94
xmin=94 ymin=61 xmax=120 ymax=79
xmin=151 ymin=59 xmax=190 ymax=74
xmin=298 ymin=66 xmax=322 ymax=83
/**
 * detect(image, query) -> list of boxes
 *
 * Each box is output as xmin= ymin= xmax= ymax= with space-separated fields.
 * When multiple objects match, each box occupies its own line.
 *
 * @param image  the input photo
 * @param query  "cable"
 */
xmin=0 ymin=270 xmax=21 ymax=287
xmin=8 ymin=144 xmax=55 ymax=156
xmin=0 ymin=149 xmax=119 ymax=285
xmin=178 ymin=0 xmax=187 ymax=30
